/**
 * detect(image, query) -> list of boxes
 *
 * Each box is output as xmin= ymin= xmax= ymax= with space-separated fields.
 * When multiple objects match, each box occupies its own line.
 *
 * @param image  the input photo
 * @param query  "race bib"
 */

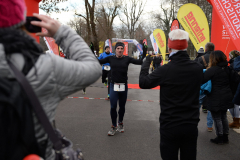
xmin=104 ymin=66 xmax=110 ymax=71
xmin=114 ymin=83 xmax=125 ymax=91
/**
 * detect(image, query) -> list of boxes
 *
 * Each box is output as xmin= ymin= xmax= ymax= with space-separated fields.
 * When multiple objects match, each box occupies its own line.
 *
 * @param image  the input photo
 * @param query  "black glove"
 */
xmin=145 ymin=55 xmax=151 ymax=63
xmin=142 ymin=43 xmax=148 ymax=58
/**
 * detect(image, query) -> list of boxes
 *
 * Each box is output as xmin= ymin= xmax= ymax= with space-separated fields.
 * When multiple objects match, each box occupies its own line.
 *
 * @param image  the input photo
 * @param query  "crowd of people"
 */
xmin=1 ymin=1 xmax=240 ymax=160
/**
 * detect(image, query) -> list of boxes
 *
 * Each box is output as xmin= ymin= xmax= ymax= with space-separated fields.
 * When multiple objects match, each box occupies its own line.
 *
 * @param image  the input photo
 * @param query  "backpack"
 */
xmin=0 ymin=77 xmax=44 ymax=160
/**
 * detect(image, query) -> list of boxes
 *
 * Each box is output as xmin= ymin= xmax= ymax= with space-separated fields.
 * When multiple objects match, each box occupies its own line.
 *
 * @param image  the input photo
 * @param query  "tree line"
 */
xmin=40 ymin=0 xmax=212 ymax=57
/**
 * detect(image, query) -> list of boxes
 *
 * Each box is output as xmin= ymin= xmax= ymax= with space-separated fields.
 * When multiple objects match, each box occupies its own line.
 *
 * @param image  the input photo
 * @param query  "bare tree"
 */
xmin=119 ymin=0 xmax=146 ymax=39
xmin=67 ymin=17 xmax=89 ymax=40
xmin=39 ymin=0 xmax=69 ymax=13
xmin=75 ymin=0 xmax=99 ymax=54
xmin=95 ymin=0 xmax=121 ymax=39
xmin=114 ymin=24 xmax=129 ymax=39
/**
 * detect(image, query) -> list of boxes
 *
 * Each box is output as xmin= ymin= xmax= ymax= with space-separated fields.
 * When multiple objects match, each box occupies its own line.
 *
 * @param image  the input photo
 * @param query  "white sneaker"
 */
xmin=117 ymin=123 xmax=124 ymax=133
xmin=108 ymin=126 xmax=117 ymax=136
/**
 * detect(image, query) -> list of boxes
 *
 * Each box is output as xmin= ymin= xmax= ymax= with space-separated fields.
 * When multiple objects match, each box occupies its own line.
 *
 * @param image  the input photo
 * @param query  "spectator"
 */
xmin=228 ymin=50 xmax=240 ymax=128
xmin=202 ymin=51 xmax=240 ymax=144
xmin=139 ymin=29 xmax=203 ymax=160
xmin=0 ymin=1 xmax=101 ymax=159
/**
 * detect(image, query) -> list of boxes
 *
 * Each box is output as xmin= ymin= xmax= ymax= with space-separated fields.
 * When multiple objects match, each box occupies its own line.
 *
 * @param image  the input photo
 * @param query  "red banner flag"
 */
xmin=211 ymin=7 xmax=236 ymax=60
xmin=123 ymin=42 xmax=128 ymax=56
xmin=209 ymin=0 xmax=240 ymax=52
xmin=171 ymin=19 xmax=180 ymax=31
xmin=143 ymin=39 xmax=148 ymax=45
xmin=42 ymin=28 xmax=59 ymax=56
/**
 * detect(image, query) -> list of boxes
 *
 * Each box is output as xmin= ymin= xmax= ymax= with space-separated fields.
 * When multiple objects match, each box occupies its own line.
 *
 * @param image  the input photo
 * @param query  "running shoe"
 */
xmin=117 ymin=122 xmax=124 ymax=133
xmin=82 ymin=91 xmax=86 ymax=95
xmin=104 ymin=82 xmax=107 ymax=86
xmin=107 ymin=94 xmax=110 ymax=100
xmin=108 ymin=126 xmax=117 ymax=136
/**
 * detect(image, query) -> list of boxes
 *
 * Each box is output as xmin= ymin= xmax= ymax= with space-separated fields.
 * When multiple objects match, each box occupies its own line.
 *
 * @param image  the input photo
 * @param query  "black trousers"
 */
xmin=160 ymin=124 xmax=198 ymax=160
xmin=211 ymin=110 xmax=229 ymax=135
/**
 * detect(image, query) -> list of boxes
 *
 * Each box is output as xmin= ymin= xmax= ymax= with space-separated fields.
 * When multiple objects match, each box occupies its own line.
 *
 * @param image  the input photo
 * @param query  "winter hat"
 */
xmin=198 ymin=47 xmax=204 ymax=54
xmin=0 ymin=0 xmax=26 ymax=29
xmin=168 ymin=29 xmax=189 ymax=50
xmin=229 ymin=50 xmax=239 ymax=59
xmin=105 ymin=46 xmax=110 ymax=50
xmin=115 ymin=42 xmax=125 ymax=49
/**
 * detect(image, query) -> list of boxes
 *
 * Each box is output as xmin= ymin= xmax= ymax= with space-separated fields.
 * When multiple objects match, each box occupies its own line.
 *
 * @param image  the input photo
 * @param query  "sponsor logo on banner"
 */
xmin=222 ymin=25 xmax=230 ymax=39
xmin=211 ymin=0 xmax=240 ymax=40
xmin=209 ymin=2 xmax=237 ymax=60
xmin=177 ymin=3 xmax=210 ymax=52
xmin=155 ymin=33 xmax=165 ymax=48
xmin=153 ymin=29 xmax=166 ymax=64
xmin=150 ymin=33 xmax=159 ymax=54
xmin=185 ymin=11 xmax=206 ymax=43
xmin=209 ymin=0 xmax=240 ymax=51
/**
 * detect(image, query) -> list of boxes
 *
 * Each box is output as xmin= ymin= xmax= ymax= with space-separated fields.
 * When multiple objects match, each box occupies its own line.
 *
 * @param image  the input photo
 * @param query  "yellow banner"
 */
xmin=99 ymin=41 xmax=104 ymax=53
xmin=153 ymin=29 xmax=167 ymax=64
xmin=177 ymin=3 xmax=209 ymax=52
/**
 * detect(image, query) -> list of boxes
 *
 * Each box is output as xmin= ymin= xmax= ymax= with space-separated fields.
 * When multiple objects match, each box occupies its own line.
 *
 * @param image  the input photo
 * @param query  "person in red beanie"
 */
xmin=139 ymin=29 xmax=203 ymax=160
xmin=0 ymin=0 xmax=101 ymax=160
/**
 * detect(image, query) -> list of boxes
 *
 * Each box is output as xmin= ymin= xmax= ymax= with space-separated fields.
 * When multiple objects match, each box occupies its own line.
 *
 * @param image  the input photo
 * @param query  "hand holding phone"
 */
xmin=31 ymin=13 xmax=61 ymax=37
xmin=25 ymin=17 xmax=41 ymax=33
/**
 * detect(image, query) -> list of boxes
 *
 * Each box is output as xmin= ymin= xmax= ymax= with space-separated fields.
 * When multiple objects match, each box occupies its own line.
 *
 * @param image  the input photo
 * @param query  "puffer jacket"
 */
xmin=202 ymin=61 xmax=240 ymax=112
xmin=0 ymin=25 xmax=102 ymax=160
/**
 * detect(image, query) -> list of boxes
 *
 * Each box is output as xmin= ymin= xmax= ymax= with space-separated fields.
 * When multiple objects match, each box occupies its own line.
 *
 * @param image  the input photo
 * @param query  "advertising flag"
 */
xmin=171 ymin=19 xmax=180 ymax=31
xmin=153 ymin=29 xmax=167 ymax=64
xmin=211 ymin=7 xmax=236 ymax=60
xmin=105 ymin=39 xmax=113 ymax=53
xmin=150 ymin=33 xmax=159 ymax=54
xmin=42 ymin=28 xmax=59 ymax=56
xmin=177 ymin=3 xmax=210 ymax=52
xmin=143 ymin=39 xmax=148 ymax=45
xmin=123 ymin=42 xmax=128 ymax=56
xmin=208 ymin=0 xmax=240 ymax=53
xmin=99 ymin=41 xmax=104 ymax=54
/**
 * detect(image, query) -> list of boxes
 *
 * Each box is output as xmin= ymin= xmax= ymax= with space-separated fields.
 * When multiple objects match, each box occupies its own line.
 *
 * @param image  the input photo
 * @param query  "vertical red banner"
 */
xmin=123 ymin=42 xmax=128 ymax=56
xmin=209 ymin=0 xmax=240 ymax=53
xmin=211 ymin=7 xmax=236 ymax=60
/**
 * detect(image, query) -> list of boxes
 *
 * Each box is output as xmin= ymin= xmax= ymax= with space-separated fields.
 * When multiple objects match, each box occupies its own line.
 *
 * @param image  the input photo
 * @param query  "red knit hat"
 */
xmin=0 ymin=0 xmax=26 ymax=29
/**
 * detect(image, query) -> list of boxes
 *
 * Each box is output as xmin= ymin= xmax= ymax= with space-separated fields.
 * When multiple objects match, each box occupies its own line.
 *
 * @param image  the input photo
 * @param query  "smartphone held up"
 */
xmin=25 ymin=17 xmax=41 ymax=33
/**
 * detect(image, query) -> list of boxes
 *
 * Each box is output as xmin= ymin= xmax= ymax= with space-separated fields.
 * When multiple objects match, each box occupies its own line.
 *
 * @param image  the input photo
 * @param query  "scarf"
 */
xmin=0 ymin=29 xmax=44 ymax=75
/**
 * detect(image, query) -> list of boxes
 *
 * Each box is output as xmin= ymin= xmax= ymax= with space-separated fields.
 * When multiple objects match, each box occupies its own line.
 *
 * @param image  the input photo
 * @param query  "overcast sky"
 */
xmin=39 ymin=0 xmax=161 ymax=26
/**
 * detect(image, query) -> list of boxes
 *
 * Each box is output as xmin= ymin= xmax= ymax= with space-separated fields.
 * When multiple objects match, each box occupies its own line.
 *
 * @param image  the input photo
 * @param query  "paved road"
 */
xmin=55 ymin=64 xmax=240 ymax=160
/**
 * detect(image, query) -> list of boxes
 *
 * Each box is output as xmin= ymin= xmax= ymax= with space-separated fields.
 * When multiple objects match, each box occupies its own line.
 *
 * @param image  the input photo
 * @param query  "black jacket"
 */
xmin=203 ymin=61 xmax=240 ymax=111
xmin=196 ymin=51 xmax=212 ymax=69
xmin=153 ymin=56 xmax=162 ymax=64
xmin=139 ymin=51 xmax=203 ymax=129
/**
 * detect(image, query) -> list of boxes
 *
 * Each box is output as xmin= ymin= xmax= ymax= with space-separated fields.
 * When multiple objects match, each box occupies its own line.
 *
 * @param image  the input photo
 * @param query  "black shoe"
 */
xmin=210 ymin=136 xmax=224 ymax=145
xmin=202 ymin=109 xmax=208 ymax=113
xmin=223 ymin=134 xmax=229 ymax=144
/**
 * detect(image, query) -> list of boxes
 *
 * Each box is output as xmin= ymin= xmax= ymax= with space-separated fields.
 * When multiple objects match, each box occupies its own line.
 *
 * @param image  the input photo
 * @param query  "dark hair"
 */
xmin=105 ymin=46 xmax=110 ymax=50
xmin=115 ymin=42 xmax=125 ymax=49
xmin=208 ymin=50 xmax=227 ymax=69
xmin=205 ymin=42 xmax=215 ymax=52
